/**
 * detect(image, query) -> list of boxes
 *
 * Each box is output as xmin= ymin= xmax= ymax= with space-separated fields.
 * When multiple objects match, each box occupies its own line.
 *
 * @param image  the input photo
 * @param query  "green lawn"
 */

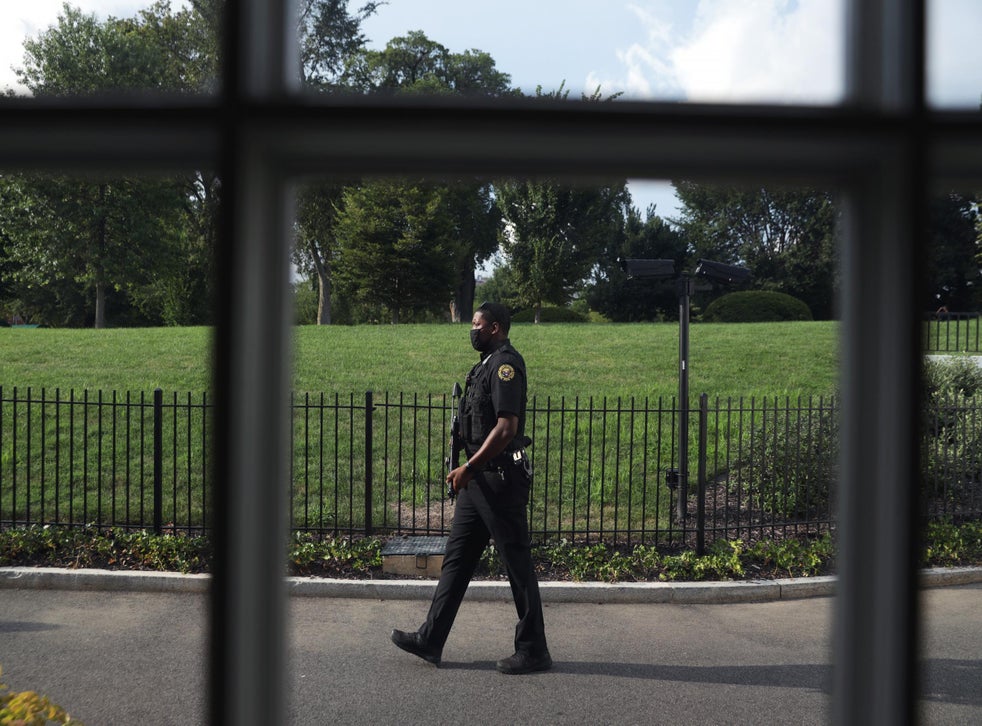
xmin=1 ymin=321 xmax=840 ymax=401
xmin=0 ymin=322 xmax=841 ymax=536
xmin=2 ymin=322 xmax=975 ymax=542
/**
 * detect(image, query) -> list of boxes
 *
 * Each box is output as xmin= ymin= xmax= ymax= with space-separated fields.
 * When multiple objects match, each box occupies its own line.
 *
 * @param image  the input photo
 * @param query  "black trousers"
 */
xmin=419 ymin=468 xmax=547 ymax=655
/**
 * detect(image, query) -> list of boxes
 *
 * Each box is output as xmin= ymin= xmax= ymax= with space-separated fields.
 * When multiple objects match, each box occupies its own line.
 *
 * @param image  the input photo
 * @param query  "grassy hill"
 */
xmin=0 ymin=321 xmax=839 ymax=400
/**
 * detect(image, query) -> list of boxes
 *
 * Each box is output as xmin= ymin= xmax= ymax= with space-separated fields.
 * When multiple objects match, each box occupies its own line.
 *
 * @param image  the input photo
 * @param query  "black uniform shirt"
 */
xmin=462 ymin=339 xmax=527 ymax=451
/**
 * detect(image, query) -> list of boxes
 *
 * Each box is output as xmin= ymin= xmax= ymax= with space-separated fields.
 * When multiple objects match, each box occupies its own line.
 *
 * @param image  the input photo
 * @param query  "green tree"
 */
xmin=299 ymin=0 xmax=382 ymax=89
xmin=492 ymin=83 xmax=629 ymax=323
xmin=16 ymin=2 xmax=210 ymax=95
xmin=444 ymin=182 xmax=502 ymax=322
xmin=673 ymin=182 xmax=839 ymax=319
xmin=333 ymin=180 xmax=457 ymax=323
xmin=342 ymin=30 xmax=513 ymax=96
xmin=290 ymin=2 xmax=390 ymax=324
xmin=1 ymin=173 xmax=185 ymax=327
xmin=587 ymin=205 xmax=688 ymax=321
xmin=495 ymin=178 xmax=630 ymax=323
xmin=295 ymin=182 xmax=347 ymax=324
xmin=6 ymin=2 xmax=219 ymax=327
xmin=927 ymin=192 xmax=980 ymax=311
xmin=297 ymin=30 xmax=510 ymax=324
xmin=476 ymin=263 xmax=521 ymax=312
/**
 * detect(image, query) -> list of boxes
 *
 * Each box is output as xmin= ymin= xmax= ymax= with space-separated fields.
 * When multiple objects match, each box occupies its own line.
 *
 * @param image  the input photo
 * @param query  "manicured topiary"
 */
xmin=703 ymin=290 xmax=813 ymax=322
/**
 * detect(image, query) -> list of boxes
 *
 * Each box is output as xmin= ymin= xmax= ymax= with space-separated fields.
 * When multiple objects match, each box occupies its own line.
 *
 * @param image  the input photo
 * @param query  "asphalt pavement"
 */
xmin=0 ymin=571 xmax=980 ymax=725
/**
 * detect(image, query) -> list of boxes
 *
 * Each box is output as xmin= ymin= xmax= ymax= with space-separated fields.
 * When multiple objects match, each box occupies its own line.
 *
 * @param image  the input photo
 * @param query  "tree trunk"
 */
xmin=452 ymin=258 xmax=476 ymax=323
xmin=94 ymin=183 xmax=108 ymax=329
xmin=534 ymin=302 xmax=542 ymax=324
xmin=311 ymin=246 xmax=332 ymax=325
xmin=94 ymin=281 xmax=106 ymax=329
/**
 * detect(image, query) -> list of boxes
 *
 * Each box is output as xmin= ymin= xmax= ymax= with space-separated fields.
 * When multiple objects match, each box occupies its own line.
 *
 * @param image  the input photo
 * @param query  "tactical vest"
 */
xmin=460 ymin=342 xmax=527 ymax=455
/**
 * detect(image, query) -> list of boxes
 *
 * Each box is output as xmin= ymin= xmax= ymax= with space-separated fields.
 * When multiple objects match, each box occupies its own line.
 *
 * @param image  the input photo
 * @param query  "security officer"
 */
xmin=391 ymin=301 xmax=551 ymax=675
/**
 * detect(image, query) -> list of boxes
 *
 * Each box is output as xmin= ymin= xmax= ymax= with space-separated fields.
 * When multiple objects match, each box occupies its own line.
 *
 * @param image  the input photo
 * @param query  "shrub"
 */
xmin=746 ymin=534 xmax=835 ymax=577
xmin=923 ymin=520 xmax=982 ymax=566
xmin=288 ymin=533 xmax=381 ymax=576
xmin=703 ymin=291 xmax=813 ymax=322
xmin=739 ymin=398 xmax=839 ymax=520
xmin=0 ymin=666 xmax=80 ymax=725
xmin=0 ymin=526 xmax=210 ymax=574
xmin=924 ymin=356 xmax=982 ymax=399
xmin=922 ymin=358 xmax=982 ymax=505
xmin=512 ymin=306 xmax=588 ymax=323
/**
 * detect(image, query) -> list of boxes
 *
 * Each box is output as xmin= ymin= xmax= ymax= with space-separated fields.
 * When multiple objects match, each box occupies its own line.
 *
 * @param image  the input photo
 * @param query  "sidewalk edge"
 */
xmin=2 ymin=566 xmax=980 ymax=603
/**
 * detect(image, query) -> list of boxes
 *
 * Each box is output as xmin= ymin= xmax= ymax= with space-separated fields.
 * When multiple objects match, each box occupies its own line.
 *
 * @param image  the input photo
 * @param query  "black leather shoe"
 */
xmin=391 ymin=629 xmax=441 ymax=666
xmin=496 ymin=649 xmax=552 ymax=675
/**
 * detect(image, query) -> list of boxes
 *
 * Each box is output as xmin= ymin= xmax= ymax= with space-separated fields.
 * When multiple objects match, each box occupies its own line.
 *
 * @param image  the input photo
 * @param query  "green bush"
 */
xmin=4 ymin=522 xmax=982 ymax=583
xmin=288 ymin=532 xmax=381 ymax=576
xmin=512 ymin=306 xmax=588 ymax=323
xmin=923 ymin=520 xmax=982 ymax=565
xmin=746 ymin=535 xmax=835 ymax=577
xmin=923 ymin=358 xmax=982 ymax=504
xmin=0 ymin=526 xmax=210 ymax=574
xmin=739 ymin=398 xmax=839 ymax=520
xmin=703 ymin=291 xmax=813 ymax=322
xmin=924 ymin=356 xmax=982 ymax=399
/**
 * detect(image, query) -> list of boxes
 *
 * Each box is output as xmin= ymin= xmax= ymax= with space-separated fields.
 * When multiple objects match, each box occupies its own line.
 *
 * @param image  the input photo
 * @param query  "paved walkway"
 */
xmin=0 ymin=569 xmax=980 ymax=724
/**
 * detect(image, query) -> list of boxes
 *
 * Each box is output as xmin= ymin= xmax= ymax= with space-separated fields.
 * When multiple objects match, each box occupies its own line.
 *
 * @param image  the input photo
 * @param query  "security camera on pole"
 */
xmin=620 ymin=257 xmax=750 ymax=528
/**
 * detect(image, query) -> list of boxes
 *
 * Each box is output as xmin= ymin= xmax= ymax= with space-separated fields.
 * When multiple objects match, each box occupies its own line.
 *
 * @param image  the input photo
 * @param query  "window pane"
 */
xmin=928 ymin=0 xmax=982 ymax=109
xmin=0 ymin=1 xmax=218 ymax=98
xmin=335 ymin=0 xmax=846 ymax=104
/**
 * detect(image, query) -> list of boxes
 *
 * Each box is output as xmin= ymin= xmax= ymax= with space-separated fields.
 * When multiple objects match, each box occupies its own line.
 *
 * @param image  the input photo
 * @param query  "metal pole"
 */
xmin=677 ymin=275 xmax=691 ymax=524
xmin=696 ymin=393 xmax=708 ymax=556
xmin=153 ymin=388 xmax=162 ymax=536
xmin=364 ymin=391 xmax=374 ymax=536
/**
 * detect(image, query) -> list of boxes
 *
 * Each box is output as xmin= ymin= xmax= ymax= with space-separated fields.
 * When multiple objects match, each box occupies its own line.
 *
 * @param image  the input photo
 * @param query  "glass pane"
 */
xmin=290 ymin=172 xmax=842 ymax=541
xmin=928 ymin=0 xmax=982 ymax=109
xmin=332 ymin=0 xmax=846 ymax=104
xmin=0 ymin=1 xmax=218 ymax=97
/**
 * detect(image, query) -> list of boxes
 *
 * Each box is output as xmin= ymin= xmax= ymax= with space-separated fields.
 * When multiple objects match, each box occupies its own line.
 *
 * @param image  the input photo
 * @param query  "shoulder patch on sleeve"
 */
xmin=497 ymin=363 xmax=516 ymax=382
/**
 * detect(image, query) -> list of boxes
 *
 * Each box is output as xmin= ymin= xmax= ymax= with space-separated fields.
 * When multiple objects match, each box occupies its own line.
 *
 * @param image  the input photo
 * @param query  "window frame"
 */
xmin=1 ymin=1 xmax=980 ymax=723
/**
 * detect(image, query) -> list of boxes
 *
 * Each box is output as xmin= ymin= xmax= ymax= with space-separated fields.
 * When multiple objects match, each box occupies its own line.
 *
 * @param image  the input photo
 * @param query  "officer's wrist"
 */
xmin=464 ymin=460 xmax=477 ymax=472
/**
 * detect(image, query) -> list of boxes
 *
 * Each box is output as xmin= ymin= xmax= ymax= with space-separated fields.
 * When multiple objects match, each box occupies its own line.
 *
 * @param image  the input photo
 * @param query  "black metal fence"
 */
xmin=2 ymin=385 xmax=980 ymax=546
xmin=924 ymin=311 xmax=982 ymax=353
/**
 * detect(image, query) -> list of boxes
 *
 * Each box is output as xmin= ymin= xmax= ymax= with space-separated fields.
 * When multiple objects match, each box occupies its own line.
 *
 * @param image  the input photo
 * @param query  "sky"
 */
xmin=2 ymin=0 xmax=981 ymax=217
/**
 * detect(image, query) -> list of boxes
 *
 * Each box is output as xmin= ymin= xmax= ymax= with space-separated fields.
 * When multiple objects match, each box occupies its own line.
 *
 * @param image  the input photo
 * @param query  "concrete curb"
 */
xmin=2 ymin=566 xmax=980 ymax=603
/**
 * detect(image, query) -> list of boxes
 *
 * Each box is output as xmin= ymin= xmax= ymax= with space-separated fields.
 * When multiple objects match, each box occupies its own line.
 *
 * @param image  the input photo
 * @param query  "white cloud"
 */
xmin=591 ymin=0 xmax=845 ymax=104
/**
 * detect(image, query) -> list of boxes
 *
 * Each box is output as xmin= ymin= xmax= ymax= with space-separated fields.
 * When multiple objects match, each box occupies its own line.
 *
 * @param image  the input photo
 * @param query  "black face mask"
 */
xmin=470 ymin=328 xmax=490 ymax=352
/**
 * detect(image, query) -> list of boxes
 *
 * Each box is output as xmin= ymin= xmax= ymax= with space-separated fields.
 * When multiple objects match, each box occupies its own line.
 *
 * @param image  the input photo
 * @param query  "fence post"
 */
xmin=677 ymin=276 xmax=692 ymax=525
xmin=364 ymin=391 xmax=373 ymax=536
xmin=153 ymin=388 xmax=163 ymax=535
xmin=696 ymin=393 xmax=708 ymax=556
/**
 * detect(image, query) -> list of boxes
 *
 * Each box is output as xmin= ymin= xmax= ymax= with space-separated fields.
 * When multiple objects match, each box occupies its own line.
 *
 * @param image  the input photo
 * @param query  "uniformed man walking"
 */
xmin=391 ymin=301 xmax=551 ymax=674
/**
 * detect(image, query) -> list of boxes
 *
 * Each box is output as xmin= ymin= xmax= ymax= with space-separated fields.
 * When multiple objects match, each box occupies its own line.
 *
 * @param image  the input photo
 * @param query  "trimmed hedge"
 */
xmin=703 ymin=290 xmax=813 ymax=323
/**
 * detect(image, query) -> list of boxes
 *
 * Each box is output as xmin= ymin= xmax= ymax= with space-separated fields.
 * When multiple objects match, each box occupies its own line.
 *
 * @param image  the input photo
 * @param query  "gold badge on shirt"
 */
xmin=497 ymin=364 xmax=515 ymax=382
